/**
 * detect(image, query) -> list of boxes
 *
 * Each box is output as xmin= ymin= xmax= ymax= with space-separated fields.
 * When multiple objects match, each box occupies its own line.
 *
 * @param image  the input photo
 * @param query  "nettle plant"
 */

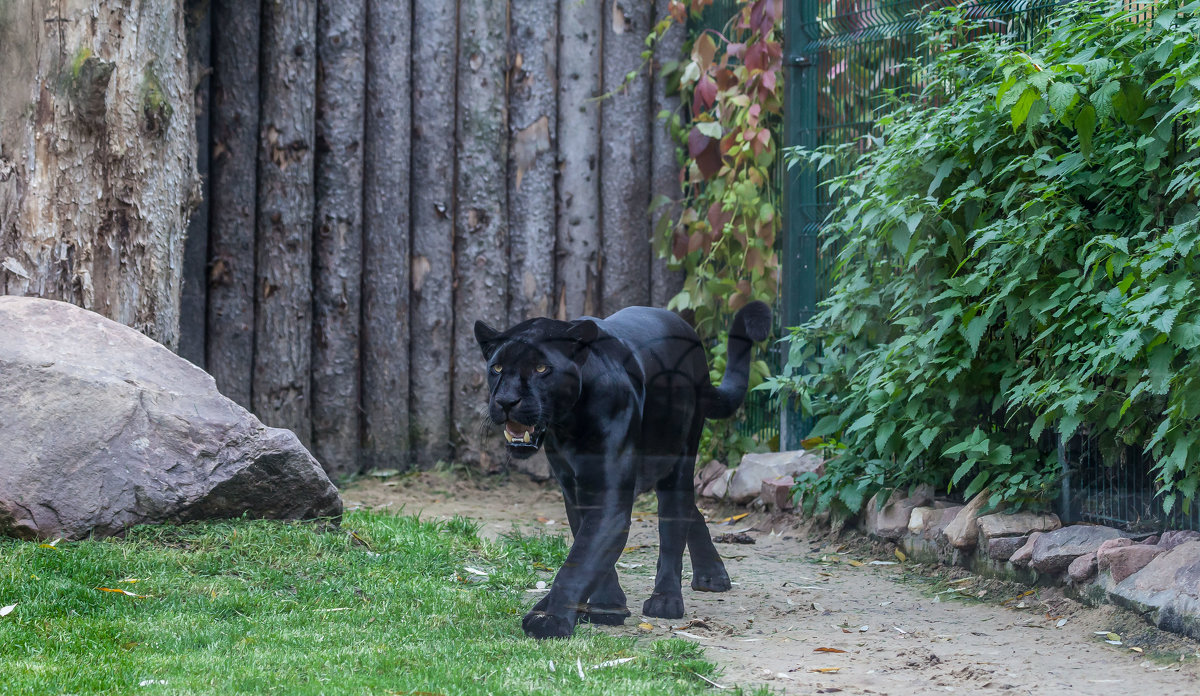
xmin=768 ymin=1 xmax=1200 ymax=516
xmin=656 ymin=0 xmax=783 ymax=464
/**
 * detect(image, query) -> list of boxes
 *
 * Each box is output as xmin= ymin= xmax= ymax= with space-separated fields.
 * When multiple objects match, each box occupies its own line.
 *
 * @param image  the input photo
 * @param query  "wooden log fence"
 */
xmin=182 ymin=0 xmax=685 ymax=477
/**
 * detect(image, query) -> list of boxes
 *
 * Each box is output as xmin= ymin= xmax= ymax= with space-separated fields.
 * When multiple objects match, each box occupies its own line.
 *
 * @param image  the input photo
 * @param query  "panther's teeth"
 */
xmin=522 ymin=431 xmax=531 ymax=443
xmin=504 ymin=430 xmax=514 ymax=443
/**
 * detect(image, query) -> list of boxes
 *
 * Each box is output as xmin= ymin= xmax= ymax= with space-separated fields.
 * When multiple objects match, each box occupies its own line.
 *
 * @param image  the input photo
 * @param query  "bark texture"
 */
xmin=181 ymin=0 xmax=211 ymax=367
xmin=600 ymin=0 xmax=653 ymax=314
xmin=206 ymin=0 xmax=260 ymax=408
xmin=361 ymin=0 xmax=413 ymax=471
xmin=650 ymin=0 xmax=685 ymax=308
xmin=409 ymin=0 xmax=458 ymax=467
xmin=312 ymin=0 xmax=366 ymax=477
xmin=0 ymin=0 xmax=197 ymax=348
xmin=507 ymin=0 xmax=557 ymax=325
xmin=453 ymin=0 xmax=510 ymax=470
xmin=254 ymin=0 xmax=317 ymax=448
xmin=554 ymin=0 xmax=604 ymax=320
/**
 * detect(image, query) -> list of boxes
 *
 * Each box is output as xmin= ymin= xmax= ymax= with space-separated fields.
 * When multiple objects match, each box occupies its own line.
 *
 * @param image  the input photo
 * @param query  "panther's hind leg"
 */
xmin=642 ymin=456 xmax=693 ymax=619
xmin=579 ymin=568 xmax=630 ymax=625
xmin=687 ymin=505 xmax=731 ymax=592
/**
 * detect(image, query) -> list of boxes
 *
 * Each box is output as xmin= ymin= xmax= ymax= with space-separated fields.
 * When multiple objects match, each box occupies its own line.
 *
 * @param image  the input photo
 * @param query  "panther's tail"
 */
xmin=702 ymin=301 xmax=772 ymax=420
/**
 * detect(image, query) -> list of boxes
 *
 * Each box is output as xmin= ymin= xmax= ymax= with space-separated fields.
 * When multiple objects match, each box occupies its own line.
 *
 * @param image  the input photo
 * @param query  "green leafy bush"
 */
xmin=768 ymin=0 xmax=1200 ymax=516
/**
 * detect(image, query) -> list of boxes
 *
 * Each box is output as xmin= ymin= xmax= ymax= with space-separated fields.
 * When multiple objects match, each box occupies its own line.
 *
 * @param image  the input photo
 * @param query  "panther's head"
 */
xmin=474 ymin=318 xmax=598 ymax=459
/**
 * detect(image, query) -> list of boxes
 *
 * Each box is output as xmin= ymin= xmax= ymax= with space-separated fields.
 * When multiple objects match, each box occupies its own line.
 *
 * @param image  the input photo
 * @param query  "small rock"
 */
xmin=1030 ymin=525 xmax=1129 ymax=575
xmin=1067 ymin=552 xmax=1098 ymax=583
xmin=760 ymin=476 xmax=795 ymax=511
xmin=908 ymin=506 xmax=937 ymax=536
xmin=1098 ymin=539 xmax=1165 ymax=584
xmin=727 ymin=450 xmax=824 ymax=504
xmin=694 ymin=460 xmax=727 ymax=493
xmin=701 ymin=470 xmax=733 ymax=500
xmin=1158 ymin=530 xmax=1200 ymax=552
xmin=986 ymin=534 xmax=1030 ymax=562
xmin=1139 ymin=535 xmax=1159 ymax=546
xmin=942 ymin=489 xmax=993 ymax=550
xmin=865 ymin=485 xmax=933 ymax=541
xmin=1009 ymin=532 xmax=1042 ymax=567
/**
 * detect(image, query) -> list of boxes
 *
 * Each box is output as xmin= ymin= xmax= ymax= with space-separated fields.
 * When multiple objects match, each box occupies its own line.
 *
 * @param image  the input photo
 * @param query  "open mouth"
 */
xmin=502 ymin=420 xmax=545 ymax=455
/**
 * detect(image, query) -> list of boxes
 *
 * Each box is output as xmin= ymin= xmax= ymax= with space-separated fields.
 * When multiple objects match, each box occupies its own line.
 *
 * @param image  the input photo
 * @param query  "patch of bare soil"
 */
xmin=342 ymin=474 xmax=1200 ymax=695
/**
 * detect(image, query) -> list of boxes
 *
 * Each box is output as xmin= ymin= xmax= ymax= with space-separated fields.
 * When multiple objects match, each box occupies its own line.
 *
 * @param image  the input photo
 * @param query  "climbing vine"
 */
xmin=657 ymin=0 xmax=784 ymax=340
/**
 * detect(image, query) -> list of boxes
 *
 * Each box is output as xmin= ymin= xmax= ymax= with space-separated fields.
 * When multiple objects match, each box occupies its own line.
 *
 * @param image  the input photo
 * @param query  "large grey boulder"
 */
xmin=1106 ymin=541 xmax=1200 ymax=640
xmin=0 ymin=297 xmax=342 ymax=540
xmin=1029 ymin=525 xmax=1128 ymax=575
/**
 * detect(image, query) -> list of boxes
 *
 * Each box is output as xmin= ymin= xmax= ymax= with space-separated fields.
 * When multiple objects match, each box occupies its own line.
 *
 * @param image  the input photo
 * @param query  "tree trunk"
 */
xmin=361 ymin=0 xmax=413 ymax=472
xmin=205 ymin=0 xmax=260 ymax=409
xmin=254 ymin=0 xmax=316 ymax=449
xmin=453 ymin=0 xmax=509 ymax=470
xmin=0 ymin=0 xmax=197 ymax=348
xmin=650 ymin=0 xmax=684 ymax=309
xmin=180 ymin=0 xmax=211 ymax=367
xmin=600 ymin=0 xmax=653 ymax=315
xmin=409 ymin=0 xmax=458 ymax=467
xmin=312 ymin=0 xmax=365 ymax=478
xmin=554 ymin=0 xmax=603 ymax=321
xmin=507 ymin=0 xmax=556 ymax=325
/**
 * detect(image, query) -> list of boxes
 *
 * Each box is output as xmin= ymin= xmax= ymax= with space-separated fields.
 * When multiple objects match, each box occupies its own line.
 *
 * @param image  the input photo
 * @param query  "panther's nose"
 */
xmin=497 ymin=396 xmax=521 ymax=412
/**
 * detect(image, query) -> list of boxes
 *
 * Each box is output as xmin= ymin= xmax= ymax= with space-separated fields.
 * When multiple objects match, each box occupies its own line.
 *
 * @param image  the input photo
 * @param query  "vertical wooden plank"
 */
xmin=180 ymin=0 xmax=210 ymax=368
xmin=255 ymin=0 xmax=317 ymax=449
xmin=206 ymin=0 xmax=260 ymax=408
xmin=650 ymin=0 xmax=685 ymax=309
xmin=554 ymin=0 xmax=603 ymax=320
xmin=409 ymin=0 xmax=458 ymax=467
xmin=361 ymin=0 xmax=413 ymax=471
xmin=453 ymin=0 xmax=510 ymax=469
xmin=600 ymin=0 xmax=653 ymax=314
xmin=507 ymin=0 xmax=557 ymax=325
xmin=312 ymin=0 xmax=365 ymax=477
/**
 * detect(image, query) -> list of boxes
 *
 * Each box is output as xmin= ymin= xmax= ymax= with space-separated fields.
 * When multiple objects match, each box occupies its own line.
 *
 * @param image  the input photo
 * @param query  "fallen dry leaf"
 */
xmin=637 ymin=622 xmax=653 ymax=631
xmin=0 ymin=604 xmax=15 ymax=617
xmin=814 ymin=647 xmax=847 ymax=654
xmin=894 ymin=549 xmax=907 ymax=562
xmin=811 ymin=667 xmax=842 ymax=673
xmin=1130 ymin=647 xmax=1144 ymax=653
xmin=846 ymin=560 xmax=864 ymax=567
xmin=97 ymin=587 xmax=150 ymax=598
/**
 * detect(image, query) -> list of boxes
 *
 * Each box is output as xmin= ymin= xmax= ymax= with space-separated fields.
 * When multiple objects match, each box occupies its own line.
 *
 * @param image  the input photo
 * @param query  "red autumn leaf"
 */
xmin=688 ymin=128 xmax=722 ymax=179
xmin=693 ymin=33 xmax=718 ymax=72
xmin=715 ymin=67 xmax=738 ymax=91
xmin=693 ymin=76 xmax=718 ymax=113
xmin=761 ymin=68 xmax=778 ymax=94
xmin=746 ymin=246 xmax=766 ymax=275
xmin=673 ymin=230 xmax=689 ymax=259
xmin=744 ymin=43 xmax=767 ymax=72
xmin=668 ymin=0 xmax=687 ymax=24
xmin=747 ymin=103 xmax=762 ymax=128
xmin=707 ymin=202 xmax=732 ymax=237
xmin=726 ymin=42 xmax=746 ymax=60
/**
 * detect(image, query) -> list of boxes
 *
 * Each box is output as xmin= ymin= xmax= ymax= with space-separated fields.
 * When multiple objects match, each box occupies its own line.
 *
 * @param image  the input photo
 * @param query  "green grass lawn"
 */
xmin=0 ymin=511 xmax=722 ymax=695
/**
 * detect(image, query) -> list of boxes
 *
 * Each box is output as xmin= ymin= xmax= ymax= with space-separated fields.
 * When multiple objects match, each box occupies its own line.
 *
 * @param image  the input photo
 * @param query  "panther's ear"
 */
xmin=475 ymin=320 xmax=502 ymax=358
xmin=565 ymin=319 xmax=598 ymax=366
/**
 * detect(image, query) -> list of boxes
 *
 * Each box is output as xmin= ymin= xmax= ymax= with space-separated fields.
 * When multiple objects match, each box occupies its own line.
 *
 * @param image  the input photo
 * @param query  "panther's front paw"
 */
xmin=579 ymin=603 xmax=631 ymax=626
xmin=691 ymin=569 xmax=732 ymax=592
xmin=642 ymin=593 xmax=685 ymax=619
xmin=522 ymin=610 xmax=575 ymax=639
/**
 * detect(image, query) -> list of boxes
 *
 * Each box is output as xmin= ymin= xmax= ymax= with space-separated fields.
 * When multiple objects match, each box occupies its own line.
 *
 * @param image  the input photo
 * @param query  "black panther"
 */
xmin=474 ymin=301 xmax=771 ymax=639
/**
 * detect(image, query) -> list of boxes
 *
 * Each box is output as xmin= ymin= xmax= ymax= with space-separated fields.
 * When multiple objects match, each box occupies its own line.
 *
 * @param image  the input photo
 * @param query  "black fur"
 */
xmin=475 ymin=302 xmax=770 ymax=639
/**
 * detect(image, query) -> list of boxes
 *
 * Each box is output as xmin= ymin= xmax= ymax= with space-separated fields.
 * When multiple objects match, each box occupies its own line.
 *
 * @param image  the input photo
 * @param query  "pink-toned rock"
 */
xmin=1068 ymin=552 xmax=1097 ymax=583
xmin=864 ymin=485 xmax=933 ymax=540
xmin=1009 ymin=532 xmax=1042 ymax=567
xmin=694 ymin=460 xmax=727 ymax=493
xmin=761 ymin=476 xmax=795 ymax=511
xmin=1158 ymin=530 xmax=1200 ymax=551
xmin=1098 ymin=541 xmax=1165 ymax=583
xmin=977 ymin=511 xmax=1060 ymax=541
xmin=942 ymin=489 xmax=992 ymax=550
xmin=1140 ymin=535 xmax=1159 ymax=546
xmin=727 ymin=450 xmax=824 ymax=504
xmin=701 ymin=470 xmax=732 ymax=500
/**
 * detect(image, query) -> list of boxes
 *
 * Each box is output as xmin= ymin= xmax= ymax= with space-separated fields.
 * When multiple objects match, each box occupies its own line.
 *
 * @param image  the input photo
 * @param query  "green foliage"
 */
xmin=0 ymin=513 xmax=718 ymax=695
xmin=768 ymin=1 xmax=1200 ymax=516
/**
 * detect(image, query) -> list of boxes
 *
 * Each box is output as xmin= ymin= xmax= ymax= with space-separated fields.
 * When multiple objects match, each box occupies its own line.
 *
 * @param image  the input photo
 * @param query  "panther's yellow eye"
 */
xmin=535 ymin=365 xmax=548 ymax=373
xmin=492 ymin=365 xmax=503 ymax=374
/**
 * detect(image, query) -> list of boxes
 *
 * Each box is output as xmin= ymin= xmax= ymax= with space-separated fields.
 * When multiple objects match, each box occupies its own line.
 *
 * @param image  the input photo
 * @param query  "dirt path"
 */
xmin=343 ymin=473 xmax=1200 ymax=695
